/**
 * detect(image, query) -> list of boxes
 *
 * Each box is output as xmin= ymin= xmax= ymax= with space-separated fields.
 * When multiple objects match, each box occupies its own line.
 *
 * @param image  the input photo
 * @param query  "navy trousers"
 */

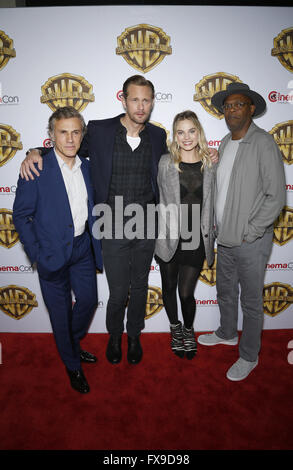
xmin=38 ymin=231 xmax=98 ymax=371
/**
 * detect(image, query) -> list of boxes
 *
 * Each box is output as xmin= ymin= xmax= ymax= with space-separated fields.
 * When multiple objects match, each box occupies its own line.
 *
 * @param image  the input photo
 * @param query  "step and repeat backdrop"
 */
xmin=0 ymin=5 xmax=292 ymax=334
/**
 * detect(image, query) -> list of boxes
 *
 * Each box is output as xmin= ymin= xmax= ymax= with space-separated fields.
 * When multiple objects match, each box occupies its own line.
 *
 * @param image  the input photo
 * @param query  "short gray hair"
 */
xmin=48 ymin=106 xmax=87 ymax=137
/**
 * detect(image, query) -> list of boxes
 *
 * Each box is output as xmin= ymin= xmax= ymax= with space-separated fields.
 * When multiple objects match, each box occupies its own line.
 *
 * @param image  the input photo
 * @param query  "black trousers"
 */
xmin=102 ymin=238 xmax=155 ymax=337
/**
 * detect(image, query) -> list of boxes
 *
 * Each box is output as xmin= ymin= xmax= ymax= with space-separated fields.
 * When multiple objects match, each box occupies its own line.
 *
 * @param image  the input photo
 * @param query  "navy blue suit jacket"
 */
xmin=13 ymin=149 xmax=103 ymax=277
xmin=78 ymin=114 xmax=168 ymax=204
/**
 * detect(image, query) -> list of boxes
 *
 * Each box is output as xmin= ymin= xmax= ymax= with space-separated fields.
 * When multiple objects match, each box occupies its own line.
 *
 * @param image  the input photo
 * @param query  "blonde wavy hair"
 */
xmin=169 ymin=110 xmax=211 ymax=172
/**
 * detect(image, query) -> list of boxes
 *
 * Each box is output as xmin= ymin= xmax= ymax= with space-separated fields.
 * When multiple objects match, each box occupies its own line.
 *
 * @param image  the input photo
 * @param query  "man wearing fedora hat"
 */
xmin=198 ymin=82 xmax=286 ymax=381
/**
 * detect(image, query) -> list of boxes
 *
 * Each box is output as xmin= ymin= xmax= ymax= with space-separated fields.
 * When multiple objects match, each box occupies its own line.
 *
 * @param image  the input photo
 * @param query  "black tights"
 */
xmin=159 ymin=260 xmax=202 ymax=329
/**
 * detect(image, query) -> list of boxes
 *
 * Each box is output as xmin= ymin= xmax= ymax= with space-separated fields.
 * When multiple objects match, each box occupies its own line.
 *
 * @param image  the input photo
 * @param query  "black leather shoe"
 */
xmin=106 ymin=335 xmax=122 ymax=364
xmin=127 ymin=335 xmax=143 ymax=364
xmin=80 ymin=350 xmax=97 ymax=363
xmin=66 ymin=368 xmax=90 ymax=394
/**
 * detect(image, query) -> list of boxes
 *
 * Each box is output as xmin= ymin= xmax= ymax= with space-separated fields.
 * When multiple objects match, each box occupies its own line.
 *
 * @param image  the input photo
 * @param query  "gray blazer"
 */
xmin=155 ymin=153 xmax=216 ymax=267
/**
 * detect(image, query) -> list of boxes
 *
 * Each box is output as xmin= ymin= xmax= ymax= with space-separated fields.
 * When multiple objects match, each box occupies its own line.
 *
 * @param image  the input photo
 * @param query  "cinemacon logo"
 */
xmin=207 ymin=139 xmax=222 ymax=147
xmin=0 ymin=185 xmax=16 ymax=194
xmin=43 ymin=138 xmax=53 ymax=148
xmin=0 ymin=95 xmax=19 ymax=105
xmin=116 ymin=90 xmax=172 ymax=103
xmin=150 ymin=263 xmax=160 ymax=272
xmin=266 ymin=262 xmax=293 ymax=271
xmin=196 ymin=299 xmax=218 ymax=306
xmin=0 ymin=83 xmax=19 ymax=105
xmin=0 ymin=265 xmax=33 ymax=273
xmin=268 ymin=90 xmax=293 ymax=103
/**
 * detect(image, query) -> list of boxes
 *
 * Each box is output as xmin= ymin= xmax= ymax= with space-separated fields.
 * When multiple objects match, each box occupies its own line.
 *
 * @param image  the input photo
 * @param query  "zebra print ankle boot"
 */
xmin=183 ymin=325 xmax=197 ymax=360
xmin=170 ymin=321 xmax=184 ymax=358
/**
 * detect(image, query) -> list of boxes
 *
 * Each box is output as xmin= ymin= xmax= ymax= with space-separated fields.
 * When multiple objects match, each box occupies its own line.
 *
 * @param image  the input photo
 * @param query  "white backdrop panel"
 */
xmin=0 ymin=5 xmax=292 ymax=333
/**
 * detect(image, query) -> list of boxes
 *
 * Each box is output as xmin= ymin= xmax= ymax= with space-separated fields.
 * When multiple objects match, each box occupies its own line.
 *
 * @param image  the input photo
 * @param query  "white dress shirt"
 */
xmin=55 ymin=151 xmax=88 ymax=236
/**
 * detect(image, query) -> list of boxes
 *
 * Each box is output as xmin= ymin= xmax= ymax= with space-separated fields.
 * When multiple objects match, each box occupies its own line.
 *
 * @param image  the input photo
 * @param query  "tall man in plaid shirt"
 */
xmin=21 ymin=75 xmax=168 ymax=365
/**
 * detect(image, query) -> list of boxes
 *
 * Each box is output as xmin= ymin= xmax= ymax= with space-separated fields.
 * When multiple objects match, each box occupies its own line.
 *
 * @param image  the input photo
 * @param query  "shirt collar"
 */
xmin=54 ymin=149 xmax=82 ymax=171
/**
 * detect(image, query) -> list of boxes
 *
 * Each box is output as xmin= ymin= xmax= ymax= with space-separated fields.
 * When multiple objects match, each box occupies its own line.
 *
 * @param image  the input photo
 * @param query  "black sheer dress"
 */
xmin=157 ymin=160 xmax=205 ymax=268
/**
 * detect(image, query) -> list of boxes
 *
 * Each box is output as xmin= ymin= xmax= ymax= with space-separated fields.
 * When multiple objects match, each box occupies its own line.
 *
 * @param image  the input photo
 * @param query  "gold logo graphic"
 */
xmin=271 ymin=28 xmax=293 ymax=73
xmin=0 ymin=124 xmax=23 ymax=167
xmin=0 ymin=208 xmax=19 ymax=249
xmin=263 ymin=282 xmax=293 ymax=317
xmin=145 ymin=285 xmax=164 ymax=319
xmin=273 ymin=206 xmax=293 ymax=246
xmin=0 ymin=285 xmax=38 ymax=320
xmin=40 ymin=73 xmax=95 ymax=112
xmin=269 ymin=121 xmax=293 ymax=165
xmin=0 ymin=30 xmax=16 ymax=71
xmin=200 ymin=250 xmax=217 ymax=286
xmin=193 ymin=72 xmax=243 ymax=119
xmin=116 ymin=24 xmax=172 ymax=73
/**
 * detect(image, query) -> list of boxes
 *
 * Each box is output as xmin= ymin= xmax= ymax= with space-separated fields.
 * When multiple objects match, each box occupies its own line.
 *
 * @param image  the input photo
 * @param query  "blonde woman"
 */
xmin=155 ymin=110 xmax=216 ymax=359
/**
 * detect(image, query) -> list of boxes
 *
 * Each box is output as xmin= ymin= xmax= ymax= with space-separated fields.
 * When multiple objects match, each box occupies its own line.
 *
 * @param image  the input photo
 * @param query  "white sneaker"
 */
xmin=197 ymin=332 xmax=238 ymax=346
xmin=226 ymin=357 xmax=259 ymax=381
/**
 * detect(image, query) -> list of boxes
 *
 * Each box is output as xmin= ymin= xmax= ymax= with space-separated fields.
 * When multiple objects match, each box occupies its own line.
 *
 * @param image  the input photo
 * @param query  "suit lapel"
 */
xmin=100 ymin=116 xmax=121 ymax=185
xmin=46 ymin=149 xmax=73 ymax=222
xmin=166 ymin=160 xmax=181 ymax=207
xmin=80 ymin=159 xmax=92 ymax=201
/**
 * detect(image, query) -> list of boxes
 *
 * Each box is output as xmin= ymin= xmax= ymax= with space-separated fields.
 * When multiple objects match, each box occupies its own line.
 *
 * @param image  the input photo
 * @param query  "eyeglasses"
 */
xmin=222 ymin=102 xmax=251 ymax=112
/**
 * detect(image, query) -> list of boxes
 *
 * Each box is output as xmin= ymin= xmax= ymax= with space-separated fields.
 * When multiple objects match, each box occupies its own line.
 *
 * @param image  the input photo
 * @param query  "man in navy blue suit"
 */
xmin=20 ymin=75 xmax=168 ymax=366
xmin=14 ymin=106 xmax=102 ymax=394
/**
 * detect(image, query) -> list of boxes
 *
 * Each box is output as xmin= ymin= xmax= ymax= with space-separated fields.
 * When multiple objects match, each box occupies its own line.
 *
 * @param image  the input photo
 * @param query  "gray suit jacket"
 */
xmin=155 ymin=153 xmax=216 ymax=266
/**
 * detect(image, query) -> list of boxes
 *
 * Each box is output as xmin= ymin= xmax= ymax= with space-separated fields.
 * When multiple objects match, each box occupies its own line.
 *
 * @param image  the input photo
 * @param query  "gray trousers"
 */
xmin=216 ymin=231 xmax=273 ymax=362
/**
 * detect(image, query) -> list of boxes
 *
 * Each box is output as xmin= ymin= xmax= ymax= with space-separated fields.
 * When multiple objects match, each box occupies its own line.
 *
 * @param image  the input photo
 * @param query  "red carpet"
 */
xmin=0 ymin=330 xmax=293 ymax=452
